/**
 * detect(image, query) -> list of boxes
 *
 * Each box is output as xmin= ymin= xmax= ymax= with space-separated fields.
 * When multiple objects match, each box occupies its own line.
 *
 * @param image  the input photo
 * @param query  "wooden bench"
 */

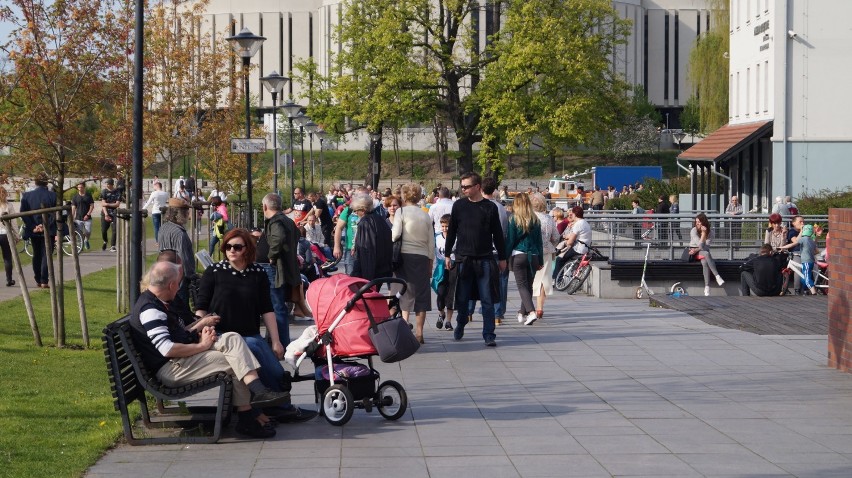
xmin=102 ymin=316 xmax=233 ymax=445
xmin=608 ymin=259 xmax=745 ymax=282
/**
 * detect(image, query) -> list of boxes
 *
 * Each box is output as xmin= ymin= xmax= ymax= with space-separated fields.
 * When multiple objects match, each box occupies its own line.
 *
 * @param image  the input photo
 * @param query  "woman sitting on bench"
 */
xmin=689 ymin=213 xmax=726 ymax=296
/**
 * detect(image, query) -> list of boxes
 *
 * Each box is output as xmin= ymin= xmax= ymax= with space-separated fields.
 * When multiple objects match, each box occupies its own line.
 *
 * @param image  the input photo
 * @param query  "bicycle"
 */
xmin=17 ymin=224 xmax=84 ymax=257
xmin=553 ymin=244 xmax=605 ymax=295
xmin=780 ymin=251 xmax=829 ymax=295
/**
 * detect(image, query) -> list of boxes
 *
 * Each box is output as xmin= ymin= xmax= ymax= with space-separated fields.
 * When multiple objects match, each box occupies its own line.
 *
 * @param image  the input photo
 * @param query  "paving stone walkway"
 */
xmin=86 ymin=286 xmax=852 ymax=478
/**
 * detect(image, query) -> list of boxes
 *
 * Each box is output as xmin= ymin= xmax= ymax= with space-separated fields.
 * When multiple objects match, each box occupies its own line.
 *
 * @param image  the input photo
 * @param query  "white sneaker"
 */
xmin=716 ymin=275 xmax=725 ymax=286
xmin=517 ymin=312 xmax=524 ymax=323
xmin=704 ymin=286 xmax=711 ymax=296
xmin=293 ymin=316 xmax=313 ymax=322
xmin=524 ymin=311 xmax=538 ymax=325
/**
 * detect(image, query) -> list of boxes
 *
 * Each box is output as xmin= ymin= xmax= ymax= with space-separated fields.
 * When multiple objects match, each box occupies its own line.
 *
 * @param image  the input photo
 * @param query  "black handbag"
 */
xmin=369 ymin=315 xmax=420 ymax=363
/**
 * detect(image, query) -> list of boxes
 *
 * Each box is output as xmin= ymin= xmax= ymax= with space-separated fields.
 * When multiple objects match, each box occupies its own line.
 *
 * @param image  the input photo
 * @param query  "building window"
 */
xmin=736 ymin=71 xmax=740 ymax=118
xmin=730 ymin=73 xmax=735 ymax=119
xmin=745 ymin=68 xmax=750 ymax=117
xmin=746 ymin=0 xmax=751 ymax=23
xmin=674 ymin=12 xmax=679 ymax=101
xmin=643 ymin=13 xmax=648 ymax=91
xmin=755 ymin=63 xmax=760 ymax=114
xmin=764 ymin=60 xmax=769 ymax=112
xmin=664 ymin=13 xmax=669 ymax=102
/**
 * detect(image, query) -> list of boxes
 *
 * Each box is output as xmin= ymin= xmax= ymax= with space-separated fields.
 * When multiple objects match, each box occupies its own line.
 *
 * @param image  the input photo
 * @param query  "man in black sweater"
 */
xmin=445 ymin=172 xmax=507 ymax=347
xmin=740 ymin=244 xmax=783 ymax=296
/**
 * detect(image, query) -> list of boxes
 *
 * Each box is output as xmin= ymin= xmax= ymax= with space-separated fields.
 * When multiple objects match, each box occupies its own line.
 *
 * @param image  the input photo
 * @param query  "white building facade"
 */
xmin=680 ymin=0 xmax=852 ymax=212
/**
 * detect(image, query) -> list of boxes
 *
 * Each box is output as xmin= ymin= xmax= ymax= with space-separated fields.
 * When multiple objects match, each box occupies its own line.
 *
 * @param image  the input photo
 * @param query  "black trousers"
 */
xmin=510 ymin=254 xmax=535 ymax=315
xmin=101 ymin=216 xmax=116 ymax=247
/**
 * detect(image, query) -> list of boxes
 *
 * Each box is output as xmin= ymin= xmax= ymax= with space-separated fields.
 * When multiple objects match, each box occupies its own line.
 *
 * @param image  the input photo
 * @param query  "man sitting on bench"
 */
xmin=129 ymin=261 xmax=291 ymax=439
xmin=740 ymin=244 xmax=783 ymax=297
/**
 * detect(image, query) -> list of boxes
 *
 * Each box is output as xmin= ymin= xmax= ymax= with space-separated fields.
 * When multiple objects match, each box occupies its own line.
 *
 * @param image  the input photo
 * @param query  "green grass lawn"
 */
xmin=0 ymin=270 xmax=133 ymax=478
xmin=0 ymin=222 xmax=199 ymax=478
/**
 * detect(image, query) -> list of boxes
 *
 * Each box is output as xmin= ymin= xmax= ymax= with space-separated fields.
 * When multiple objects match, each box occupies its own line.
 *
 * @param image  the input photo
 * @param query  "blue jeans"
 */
xmin=342 ymin=249 xmax=354 ymax=275
xmin=152 ymin=214 xmax=161 ymax=243
xmin=495 ymin=267 xmax=509 ymax=318
xmin=455 ymin=258 xmax=496 ymax=343
xmin=260 ymin=263 xmax=290 ymax=346
xmin=244 ymin=334 xmax=288 ymax=393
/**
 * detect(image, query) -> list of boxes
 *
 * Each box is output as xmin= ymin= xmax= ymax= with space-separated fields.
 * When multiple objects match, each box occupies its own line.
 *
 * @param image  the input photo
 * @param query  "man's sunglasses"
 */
xmin=224 ymin=243 xmax=245 ymax=252
xmin=460 ymin=184 xmax=477 ymax=190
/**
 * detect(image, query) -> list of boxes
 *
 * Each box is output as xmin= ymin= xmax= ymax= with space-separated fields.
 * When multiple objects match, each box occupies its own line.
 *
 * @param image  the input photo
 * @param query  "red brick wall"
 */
xmin=828 ymin=209 xmax=852 ymax=371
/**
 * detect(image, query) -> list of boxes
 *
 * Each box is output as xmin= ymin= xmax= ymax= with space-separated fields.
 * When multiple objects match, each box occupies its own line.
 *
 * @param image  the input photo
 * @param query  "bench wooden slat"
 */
xmin=608 ymin=259 xmax=745 ymax=282
xmin=102 ymin=316 xmax=234 ymax=445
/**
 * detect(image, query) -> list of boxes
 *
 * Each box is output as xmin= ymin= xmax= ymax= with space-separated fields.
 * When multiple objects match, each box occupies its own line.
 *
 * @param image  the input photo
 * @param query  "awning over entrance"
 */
xmin=678 ymin=121 xmax=773 ymax=162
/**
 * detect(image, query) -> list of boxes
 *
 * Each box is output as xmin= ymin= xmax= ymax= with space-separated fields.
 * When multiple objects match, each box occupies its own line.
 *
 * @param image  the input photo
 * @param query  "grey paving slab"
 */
xmin=86 ymin=280 xmax=852 ymax=478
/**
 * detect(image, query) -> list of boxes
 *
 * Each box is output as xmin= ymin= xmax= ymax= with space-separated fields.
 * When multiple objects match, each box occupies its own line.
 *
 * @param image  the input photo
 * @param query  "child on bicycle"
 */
xmin=798 ymin=224 xmax=819 ymax=295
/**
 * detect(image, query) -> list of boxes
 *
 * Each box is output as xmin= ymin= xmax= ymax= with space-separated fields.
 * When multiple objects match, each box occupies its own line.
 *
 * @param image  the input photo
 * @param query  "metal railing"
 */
xmin=579 ymin=212 xmax=828 ymax=261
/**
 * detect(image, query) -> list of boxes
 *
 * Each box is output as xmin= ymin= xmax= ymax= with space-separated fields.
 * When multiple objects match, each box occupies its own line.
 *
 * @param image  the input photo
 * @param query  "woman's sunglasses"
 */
xmin=224 ymin=243 xmax=245 ymax=252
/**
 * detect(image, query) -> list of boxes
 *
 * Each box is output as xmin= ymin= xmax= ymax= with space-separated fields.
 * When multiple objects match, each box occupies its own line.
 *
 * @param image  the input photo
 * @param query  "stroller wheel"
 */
xmin=322 ymin=384 xmax=354 ymax=426
xmin=376 ymin=380 xmax=407 ymax=421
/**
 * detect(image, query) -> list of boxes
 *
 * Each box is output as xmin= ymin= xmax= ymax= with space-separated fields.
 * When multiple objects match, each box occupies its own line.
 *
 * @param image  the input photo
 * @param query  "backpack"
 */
xmin=788 ymin=205 xmax=799 ymax=215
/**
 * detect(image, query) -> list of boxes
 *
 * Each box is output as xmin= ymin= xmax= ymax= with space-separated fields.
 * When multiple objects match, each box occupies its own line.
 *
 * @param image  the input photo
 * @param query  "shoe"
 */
xmin=264 ymin=406 xmax=318 ymax=423
xmin=716 ymin=275 xmax=725 ymax=286
xmin=293 ymin=316 xmax=313 ymax=322
xmin=453 ymin=326 xmax=464 ymax=341
xmin=6 ymin=280 xmax=14 ymax=287
xmin=495 ymin=317 xmax=502 ymax=326
xmin=235 ymin=419 xmax=276 ymax=439
xmin=39 ymin=283 xmax=49 ymax=289
xmin=524 ymin=311 xmax=538 ymax=326
xmin=416 ymin=335 xmax=425 ymax=344
xmin=704 ymin=286 xmax=710 ymax=296
xmin=110 ymin=246 xmax=116 ymax=252
xmin=517 ymin=312 xmax=524 ymax=323
xmin=536 ymin=310 xmax=543 ymax=320
xmin=85 ymin=240 xmax=90 ymax=250
xmin=444 ymin=320 xmax=453 ymax=331
xmin=102 ymin=243 xmax=107 ymax=251
xmin=485 ymin=339 xmax=496 ymax=347
xmin=436 ymin=317 xmax=444 ymax=329
xmin=250 ymin=389 xmax=291 ymax=408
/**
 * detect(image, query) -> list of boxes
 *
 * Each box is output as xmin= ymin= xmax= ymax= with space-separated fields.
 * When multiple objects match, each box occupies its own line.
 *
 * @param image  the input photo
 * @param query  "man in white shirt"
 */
xmin=553 ymin=206 xmax=591 ymax=279
xmin=428 ymin=187 xmax=455 ymax=233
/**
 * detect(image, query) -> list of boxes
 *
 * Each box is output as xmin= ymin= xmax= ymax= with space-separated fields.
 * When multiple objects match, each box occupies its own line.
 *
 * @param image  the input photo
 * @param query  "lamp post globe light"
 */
xmin=316 ymin=129 xmax=327 ymax=191
xmin=226 ymin=27 xmax=265 ymax=228
xmin=304 ymin=120 xmax=319 ymax=187
xmin=260 ymin=71 xmax=290 ymax=197
xmin=293 ymin=112 xmax=310 ymax=190
xmin=280 ymin=101 xmax=304 ymax=206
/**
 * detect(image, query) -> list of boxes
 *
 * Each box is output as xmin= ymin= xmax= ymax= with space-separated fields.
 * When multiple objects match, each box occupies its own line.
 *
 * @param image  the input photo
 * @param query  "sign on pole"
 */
xmin=230 ymin=138 xmax=267 ymax=154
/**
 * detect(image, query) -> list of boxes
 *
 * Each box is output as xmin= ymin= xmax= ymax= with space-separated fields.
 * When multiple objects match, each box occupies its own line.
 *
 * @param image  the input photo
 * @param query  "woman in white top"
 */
xmin=530 ymin=194 xmax=560 ymax=320
xmin=689 ymin=212 xmax=725 ymax=296
xmin=392 ymin=183 xmax=435 ymax=343
xmin=0 ymin=187 xmax=18 ymax=286
xmin=142 ymin=181 xmax=170 ymax=244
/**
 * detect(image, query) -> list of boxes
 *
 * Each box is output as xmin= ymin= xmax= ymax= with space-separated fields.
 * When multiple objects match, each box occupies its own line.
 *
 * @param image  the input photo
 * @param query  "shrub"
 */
xmin=796 ymin=188 xmax=852 ymax=215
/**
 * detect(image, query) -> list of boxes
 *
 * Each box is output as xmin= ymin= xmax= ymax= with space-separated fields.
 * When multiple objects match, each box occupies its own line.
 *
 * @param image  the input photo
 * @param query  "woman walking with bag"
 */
xmin=392 ymin=183 xmax=435 ymax=343
xmin=0 ymin=187 xmax=18 ymax=286
xmin=530 ymin=193 xmax=559 ymax=321
xmin=506 ymin=193 xmax=543 ymax=326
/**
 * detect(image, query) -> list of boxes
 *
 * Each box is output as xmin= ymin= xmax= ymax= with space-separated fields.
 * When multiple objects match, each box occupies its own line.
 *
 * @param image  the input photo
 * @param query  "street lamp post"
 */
xmin=226 ymin=27 xmax=265 ymax=228
xmin=293 ymin=113 xmax=309 ymax=190
xmin=260 ymin=71 xmax=290 ymax=197
xmin=316 ymin=129 xmax=327 ymax=192
xmin=280 ymin=101 xmax=304 ymax=206
xmin=369 ymin=130 xmax=382 ymax=190
xmin=304 ymin=121 xmax=318 ymax=188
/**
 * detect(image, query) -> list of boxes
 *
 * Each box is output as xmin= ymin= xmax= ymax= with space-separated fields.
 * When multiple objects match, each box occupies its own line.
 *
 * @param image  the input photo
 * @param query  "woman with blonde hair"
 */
xmin=392 ymin=183 xmax=435 ymax=343
xmin=531 ymin=193 xmax=559 ymax=320
xmin=505 ymin=193 xmax=543 ymax=325
xmin=0 ymin=187 xmax=18 ymax=286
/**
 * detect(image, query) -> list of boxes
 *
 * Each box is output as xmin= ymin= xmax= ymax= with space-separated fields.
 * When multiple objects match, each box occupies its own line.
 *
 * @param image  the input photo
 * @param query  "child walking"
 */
xmin=434 ymin=214 xmax=455 ymax=331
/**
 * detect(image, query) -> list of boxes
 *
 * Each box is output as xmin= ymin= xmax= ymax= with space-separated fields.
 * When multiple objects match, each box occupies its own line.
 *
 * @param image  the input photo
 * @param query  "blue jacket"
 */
xmin=20 ymin=186 xmax=58 ymax=239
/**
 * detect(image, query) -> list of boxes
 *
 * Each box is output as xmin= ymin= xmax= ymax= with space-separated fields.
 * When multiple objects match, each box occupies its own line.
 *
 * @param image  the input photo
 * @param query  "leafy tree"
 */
xmin=688 ymin=0 xmax=729 ymax=133
xmin=0 ymin=0 xmax=133 ymax=189
xmin=299 ymin=0 xmax=629 ymax=177
xmin=144 ymin=0 xmax=246 ymax=196
xmin=475 ymin=0 xmax=631 ymax=178
xmin=680 ymin=95 xmax=701 ymax=137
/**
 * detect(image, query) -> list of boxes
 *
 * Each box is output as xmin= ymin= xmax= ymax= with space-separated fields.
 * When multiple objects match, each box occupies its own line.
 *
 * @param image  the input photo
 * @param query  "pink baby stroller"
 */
xmin=301 ymin=275 xmax=416 ymax=425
